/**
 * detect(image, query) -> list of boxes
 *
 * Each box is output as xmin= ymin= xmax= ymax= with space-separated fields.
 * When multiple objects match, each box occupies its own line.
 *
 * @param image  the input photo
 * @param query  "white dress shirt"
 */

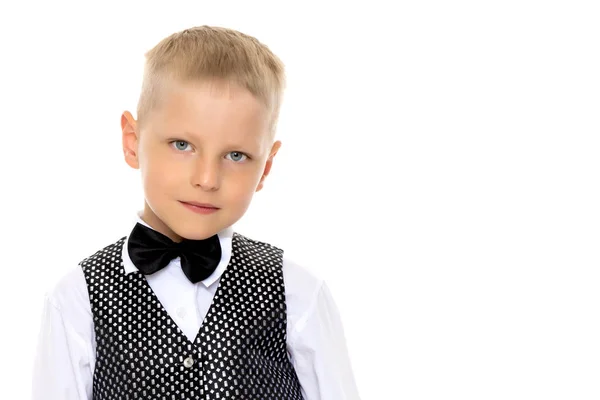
xmin=32 ymin=215 xmax=361 ymax=400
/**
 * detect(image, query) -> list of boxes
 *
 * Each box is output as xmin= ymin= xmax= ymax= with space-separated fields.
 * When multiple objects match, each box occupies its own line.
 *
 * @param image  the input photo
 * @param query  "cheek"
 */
xmin=226 ymin=168 xmax=262 ymax=198
xmin=140 ymin=148 xmax=180 ymax=191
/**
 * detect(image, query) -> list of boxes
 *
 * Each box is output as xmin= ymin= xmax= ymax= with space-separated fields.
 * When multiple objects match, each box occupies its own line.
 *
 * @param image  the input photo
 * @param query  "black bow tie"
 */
xmin=127 ymin=223 xmax=222 ymax=283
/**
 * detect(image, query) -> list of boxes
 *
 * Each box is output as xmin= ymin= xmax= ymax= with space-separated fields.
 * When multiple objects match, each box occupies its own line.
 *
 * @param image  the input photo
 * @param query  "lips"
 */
xmin=180 ymin=201 xmax=219 ymax=209
xmin=179 ymin=201 xmax=220 ymax=215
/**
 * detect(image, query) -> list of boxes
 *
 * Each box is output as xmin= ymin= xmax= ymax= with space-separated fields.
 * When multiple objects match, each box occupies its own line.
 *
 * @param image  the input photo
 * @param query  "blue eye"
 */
xmin=172 ymin=140 xmax=191 ymax=151
xmin=227 ymin=151 xmax=248 ymax=162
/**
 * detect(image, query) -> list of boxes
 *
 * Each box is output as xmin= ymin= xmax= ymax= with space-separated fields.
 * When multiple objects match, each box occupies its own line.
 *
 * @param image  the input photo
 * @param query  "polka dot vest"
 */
xmin=80 ymin=232 xmax=304 ymax=399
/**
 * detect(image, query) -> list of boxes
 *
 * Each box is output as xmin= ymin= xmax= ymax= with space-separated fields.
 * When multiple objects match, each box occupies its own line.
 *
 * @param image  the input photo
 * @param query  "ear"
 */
xmin=121 ymin=111 xmax=140 ymax=169
xmin=256 ymin=140 xmax=282 ymax=192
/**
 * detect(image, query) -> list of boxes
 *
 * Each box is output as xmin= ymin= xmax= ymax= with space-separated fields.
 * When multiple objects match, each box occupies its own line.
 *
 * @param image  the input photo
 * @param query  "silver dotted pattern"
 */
xmin=81 ymin=233 xmax=303 ymax=399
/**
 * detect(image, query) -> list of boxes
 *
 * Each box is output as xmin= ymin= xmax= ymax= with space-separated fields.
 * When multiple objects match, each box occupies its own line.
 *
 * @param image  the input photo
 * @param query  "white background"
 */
xmin=1 ymin=1 xmax=599 ymax=398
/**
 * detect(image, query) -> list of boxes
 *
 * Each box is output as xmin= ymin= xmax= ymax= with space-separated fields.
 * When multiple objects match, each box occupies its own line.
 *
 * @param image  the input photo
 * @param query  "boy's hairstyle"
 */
xmin=137 ymin=26 xmax=286 ymax=133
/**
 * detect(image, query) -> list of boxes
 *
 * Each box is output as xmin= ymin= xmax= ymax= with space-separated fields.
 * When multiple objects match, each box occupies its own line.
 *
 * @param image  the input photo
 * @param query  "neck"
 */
xmin=140 ymin=203 xmax=184 ymax=242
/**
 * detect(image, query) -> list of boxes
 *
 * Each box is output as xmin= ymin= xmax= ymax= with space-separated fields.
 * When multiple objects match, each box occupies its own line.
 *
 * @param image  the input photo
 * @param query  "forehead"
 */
xmin=145 ymin=79 xmax=272 ymax=143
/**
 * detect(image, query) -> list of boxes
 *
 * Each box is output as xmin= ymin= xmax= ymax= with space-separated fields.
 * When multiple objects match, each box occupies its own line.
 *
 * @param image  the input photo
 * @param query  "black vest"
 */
xmin=80 ymin=232 xmax=304 ymax=399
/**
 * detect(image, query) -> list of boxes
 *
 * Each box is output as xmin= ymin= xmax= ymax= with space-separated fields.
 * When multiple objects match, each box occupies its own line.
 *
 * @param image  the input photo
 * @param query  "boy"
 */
xmin=32 ymin=26 xmax=361 ymax=399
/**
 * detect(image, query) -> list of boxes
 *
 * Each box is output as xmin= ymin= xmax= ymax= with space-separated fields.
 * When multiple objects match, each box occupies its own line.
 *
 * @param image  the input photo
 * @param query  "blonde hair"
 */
xmin=137 ymin=26 xmax=286 ymax=133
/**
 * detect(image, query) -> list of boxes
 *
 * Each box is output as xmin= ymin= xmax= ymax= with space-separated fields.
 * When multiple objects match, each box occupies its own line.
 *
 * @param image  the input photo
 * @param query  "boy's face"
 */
xmin=121 ymin=79 xmax=280 ymax=242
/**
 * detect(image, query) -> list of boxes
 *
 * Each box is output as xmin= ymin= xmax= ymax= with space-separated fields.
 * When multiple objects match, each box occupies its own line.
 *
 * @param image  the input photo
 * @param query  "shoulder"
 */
xmin=232 ymin=231 xmax=325 ymax=295
xmin=281 ymin=255 xmax=324 ymax=296
xmin=232 ymin=231 xmax=324 ymax=288
xmin=232 ymin=232 xmax=282 ymax=254
xmin=281 ymin=254 xmax=327 ymax=323
xmin=44 ymin=264 xmax=92 ymax=324
xmin=79 ymin=236 xmax=127 ymax=271
xmin=46 ymin=235 xmax=126 ymax=315
xmin=230 ymin=231 xmax=326 ymax=299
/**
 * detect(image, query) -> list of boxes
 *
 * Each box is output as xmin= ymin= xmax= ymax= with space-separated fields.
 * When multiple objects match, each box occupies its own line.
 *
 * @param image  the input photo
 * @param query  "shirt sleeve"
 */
xmin=32 ymin=294 xmax=93 ymax=400
xmin=288 ymin=281 xmax=362 ymax=400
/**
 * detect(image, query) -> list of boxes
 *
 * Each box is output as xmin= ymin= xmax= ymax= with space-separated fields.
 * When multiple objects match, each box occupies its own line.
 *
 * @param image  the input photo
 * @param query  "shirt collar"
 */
xmin=121 ymin=212 xmax=233 ymax=288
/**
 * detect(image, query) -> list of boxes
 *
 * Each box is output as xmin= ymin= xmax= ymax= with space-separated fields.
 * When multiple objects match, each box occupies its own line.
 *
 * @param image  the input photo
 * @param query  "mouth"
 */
xmin=179 ymin=201 xmax=220 ymax=214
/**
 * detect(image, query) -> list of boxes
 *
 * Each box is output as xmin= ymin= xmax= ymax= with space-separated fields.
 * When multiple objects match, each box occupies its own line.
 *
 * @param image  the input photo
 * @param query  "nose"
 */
xmin=190 ymin=156 xmax=221 ymax=191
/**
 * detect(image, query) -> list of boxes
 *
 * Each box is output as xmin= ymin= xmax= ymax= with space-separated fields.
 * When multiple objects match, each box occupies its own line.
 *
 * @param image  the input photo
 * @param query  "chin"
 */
xmin=173 ymin=222 xmax=220 ymax=241
xmin=183 ymin=232 xmax=217 ymax=241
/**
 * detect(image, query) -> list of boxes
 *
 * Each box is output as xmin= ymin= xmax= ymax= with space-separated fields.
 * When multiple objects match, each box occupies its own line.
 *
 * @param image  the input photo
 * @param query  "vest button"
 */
xmin=183 ymin=356 xmax=194 ymax=368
